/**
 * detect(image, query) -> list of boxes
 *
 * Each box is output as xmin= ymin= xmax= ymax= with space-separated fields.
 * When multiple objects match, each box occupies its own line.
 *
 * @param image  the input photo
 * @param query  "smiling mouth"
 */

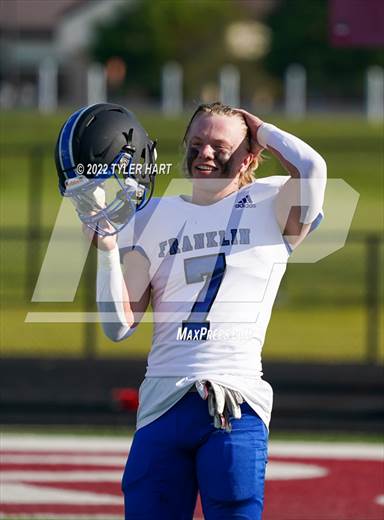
xmin=194 ymin=165 xmax=218 ymax=172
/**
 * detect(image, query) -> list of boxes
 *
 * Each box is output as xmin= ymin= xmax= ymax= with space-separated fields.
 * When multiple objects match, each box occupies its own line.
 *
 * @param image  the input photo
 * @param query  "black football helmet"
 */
xmin=55 ymin=103 xmax=157 ymax=236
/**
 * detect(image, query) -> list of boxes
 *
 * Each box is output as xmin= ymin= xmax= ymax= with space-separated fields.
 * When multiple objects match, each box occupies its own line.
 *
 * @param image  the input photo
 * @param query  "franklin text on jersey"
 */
xmin=117 ymin=178 xmax=291 ymax=379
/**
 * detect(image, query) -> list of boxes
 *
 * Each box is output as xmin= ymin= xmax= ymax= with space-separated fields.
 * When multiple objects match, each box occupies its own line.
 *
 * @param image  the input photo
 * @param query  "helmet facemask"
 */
xmin=63 ymin=148 xmax=153 ymax=237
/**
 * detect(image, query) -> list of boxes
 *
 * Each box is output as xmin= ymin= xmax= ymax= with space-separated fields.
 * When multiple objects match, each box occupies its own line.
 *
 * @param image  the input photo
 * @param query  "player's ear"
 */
xmin=239 ymin=152 xmax=254 ymax=173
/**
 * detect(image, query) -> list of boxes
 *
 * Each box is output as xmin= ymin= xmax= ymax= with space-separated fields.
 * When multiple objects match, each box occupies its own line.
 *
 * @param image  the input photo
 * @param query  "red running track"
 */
xmin=1 ymin=435 xmax=383 ymax=519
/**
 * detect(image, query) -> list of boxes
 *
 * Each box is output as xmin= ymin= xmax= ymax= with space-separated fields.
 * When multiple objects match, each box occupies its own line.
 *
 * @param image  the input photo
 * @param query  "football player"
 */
xmin=56 ymin=102 xmax=326 ymax=519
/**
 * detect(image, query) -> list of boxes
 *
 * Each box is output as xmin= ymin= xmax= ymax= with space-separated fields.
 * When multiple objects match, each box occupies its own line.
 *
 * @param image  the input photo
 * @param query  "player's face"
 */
xmin=186 ymin=114 xmax=251 ymax=181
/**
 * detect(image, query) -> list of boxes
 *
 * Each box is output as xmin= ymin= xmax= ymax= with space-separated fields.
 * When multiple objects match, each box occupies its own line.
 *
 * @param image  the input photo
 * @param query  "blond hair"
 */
xmin=183 ymin=102 xmax=262 ymax=188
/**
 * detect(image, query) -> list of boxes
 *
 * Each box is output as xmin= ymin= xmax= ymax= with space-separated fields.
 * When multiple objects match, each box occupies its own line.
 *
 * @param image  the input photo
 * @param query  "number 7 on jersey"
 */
xmin=181 ymin=253 xmax=226 ymax=340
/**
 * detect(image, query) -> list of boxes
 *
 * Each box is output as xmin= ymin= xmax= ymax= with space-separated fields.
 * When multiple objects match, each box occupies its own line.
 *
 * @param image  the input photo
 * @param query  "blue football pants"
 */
xmin=122 ymin=391 xmax=268 ymax=520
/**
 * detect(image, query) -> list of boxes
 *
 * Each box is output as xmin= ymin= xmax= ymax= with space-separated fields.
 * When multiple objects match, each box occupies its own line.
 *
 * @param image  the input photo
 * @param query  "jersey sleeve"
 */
xmin=254 ymin=175 xmax=324 ymax=234
xmin=254 ymin=174 xmax=291 ymax=190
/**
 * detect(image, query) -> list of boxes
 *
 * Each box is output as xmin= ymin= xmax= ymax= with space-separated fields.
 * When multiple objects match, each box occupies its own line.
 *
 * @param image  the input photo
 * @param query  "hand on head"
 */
xmin=233 ymin=109 xmax=265 ymax=155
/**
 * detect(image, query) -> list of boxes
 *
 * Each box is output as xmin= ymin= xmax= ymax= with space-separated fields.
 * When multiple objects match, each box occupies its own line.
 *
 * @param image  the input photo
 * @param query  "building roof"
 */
xmin=0 ymin=0 xmax=86 ymax=32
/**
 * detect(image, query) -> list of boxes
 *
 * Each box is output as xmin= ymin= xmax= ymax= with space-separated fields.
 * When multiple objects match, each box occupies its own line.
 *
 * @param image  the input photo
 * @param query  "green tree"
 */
xmin=91 ymin=0 xmax=245 ymax=101
xmin=263 ymin=0 xmax=384 ymax=99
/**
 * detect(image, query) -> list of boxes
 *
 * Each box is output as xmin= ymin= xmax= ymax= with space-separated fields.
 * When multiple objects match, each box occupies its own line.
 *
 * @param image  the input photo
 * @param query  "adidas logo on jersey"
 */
xmin=235 ymin=194 xmax=257 ymax=208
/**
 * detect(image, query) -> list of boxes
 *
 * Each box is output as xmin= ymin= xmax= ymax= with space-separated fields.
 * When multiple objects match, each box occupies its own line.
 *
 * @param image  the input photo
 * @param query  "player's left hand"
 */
xmin=82 ymin=221 xmax=117 ymax=251
xmin=234 ymin=109 xmax=265 ymax=155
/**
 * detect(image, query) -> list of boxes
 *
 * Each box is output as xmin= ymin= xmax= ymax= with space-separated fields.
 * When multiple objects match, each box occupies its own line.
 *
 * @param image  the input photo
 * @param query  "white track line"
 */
xmin=1 ymin=454 xmax=125 ymax=465
xmin=266 ymin=461 xmax=328 ymax=480
xmin=1 ymin=462 xmax=328 ymax=482
xmin=269 ymin=441 xmax=384 ymax=460
xmin=11 ymin=513 xmax=204 ymax=520
xmin=2 ymin=434 xmax=382 ymax=460
xmin=2 ymin=482 xmax=122 ymax=504
xmin=1 ymin=471 xmax=122 ymax=482
xmin=0 ymin=434 xmax=132 ymax=451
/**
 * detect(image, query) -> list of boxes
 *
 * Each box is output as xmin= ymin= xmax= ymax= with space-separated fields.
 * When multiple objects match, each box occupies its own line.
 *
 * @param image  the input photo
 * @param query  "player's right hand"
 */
xmin=234 ymin=108 xmax=265 ymax=155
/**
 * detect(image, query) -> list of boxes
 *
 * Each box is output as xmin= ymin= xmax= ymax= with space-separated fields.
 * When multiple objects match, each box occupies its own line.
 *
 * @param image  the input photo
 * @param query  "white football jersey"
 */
xmin=118 ymin=176 xmax=322 ymax=429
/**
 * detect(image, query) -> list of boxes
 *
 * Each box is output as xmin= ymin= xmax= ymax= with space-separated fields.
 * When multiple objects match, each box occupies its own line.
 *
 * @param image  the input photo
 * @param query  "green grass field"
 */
xmin=0 ymin=111 xmax=383 ymax=362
